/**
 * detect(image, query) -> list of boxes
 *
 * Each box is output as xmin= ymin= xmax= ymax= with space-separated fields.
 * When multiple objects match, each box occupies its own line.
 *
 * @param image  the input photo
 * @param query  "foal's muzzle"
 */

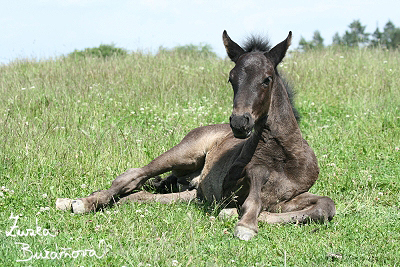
xmin=230 ymin=113 xmax=254 ymax=139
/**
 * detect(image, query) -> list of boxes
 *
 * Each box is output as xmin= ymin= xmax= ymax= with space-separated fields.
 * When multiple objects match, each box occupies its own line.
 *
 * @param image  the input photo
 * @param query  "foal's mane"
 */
xmin=243 ymin=35 xmax=272 ymax=53
xmin=241 ymin=35 xmax=301 ymax=122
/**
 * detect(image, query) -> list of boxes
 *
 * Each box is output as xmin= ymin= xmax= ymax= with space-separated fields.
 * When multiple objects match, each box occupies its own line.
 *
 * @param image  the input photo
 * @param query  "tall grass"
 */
xmin=0 ymin=48 xmax=399 ymax=266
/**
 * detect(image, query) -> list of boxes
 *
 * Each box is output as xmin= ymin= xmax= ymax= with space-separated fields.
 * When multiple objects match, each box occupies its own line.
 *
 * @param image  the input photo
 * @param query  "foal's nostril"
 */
xmin=243 ymin=113 xmax=251 ymax=124
xmin=230 ymin=115 xmax=243 ymax=130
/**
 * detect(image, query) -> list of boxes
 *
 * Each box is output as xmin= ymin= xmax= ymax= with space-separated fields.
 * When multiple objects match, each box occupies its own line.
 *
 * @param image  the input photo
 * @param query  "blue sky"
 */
xmin=1 ymin=0 xmax=399 ymax=64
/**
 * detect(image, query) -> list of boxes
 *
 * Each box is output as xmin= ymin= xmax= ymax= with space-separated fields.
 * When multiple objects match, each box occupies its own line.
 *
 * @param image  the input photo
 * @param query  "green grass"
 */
xmin=0 ymin=47 xmax=399 ymax=266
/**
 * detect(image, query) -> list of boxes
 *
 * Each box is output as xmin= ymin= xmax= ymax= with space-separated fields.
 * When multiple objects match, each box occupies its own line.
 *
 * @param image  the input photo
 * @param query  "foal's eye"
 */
xmin=262 ymin=76 xmax=272 ymax=86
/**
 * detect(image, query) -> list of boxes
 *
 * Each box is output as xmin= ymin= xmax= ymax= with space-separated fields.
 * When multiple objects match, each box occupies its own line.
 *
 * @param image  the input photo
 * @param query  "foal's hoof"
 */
xmin=55 ymin=198 xmax=87 ymax=214
xmin=234 ymin=226 xmax=257 ymax=241
xmin=71 ymin=199 xmax=86 ymax=214
xmin=56 ymin=198 xmax=73 ymax=211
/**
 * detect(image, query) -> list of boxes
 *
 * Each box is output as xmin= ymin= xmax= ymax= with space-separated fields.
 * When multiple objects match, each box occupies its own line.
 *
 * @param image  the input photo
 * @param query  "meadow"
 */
xmin=0 ymin=46 xmax=399 ymax=266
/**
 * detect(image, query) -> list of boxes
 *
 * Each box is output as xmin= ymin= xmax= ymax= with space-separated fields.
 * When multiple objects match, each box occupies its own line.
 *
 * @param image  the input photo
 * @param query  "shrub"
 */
xmin=68 ymin=44 xmax=128 ymax=59
xmin=157 ymin=44 xmax=217 ymax=59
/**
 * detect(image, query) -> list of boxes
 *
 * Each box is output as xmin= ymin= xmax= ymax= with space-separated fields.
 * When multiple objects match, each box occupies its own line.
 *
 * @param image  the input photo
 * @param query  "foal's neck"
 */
xmin=255 ymin=77 xmax=303 ymax=152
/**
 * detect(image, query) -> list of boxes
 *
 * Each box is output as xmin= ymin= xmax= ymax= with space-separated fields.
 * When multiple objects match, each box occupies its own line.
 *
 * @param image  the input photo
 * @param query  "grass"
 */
xmin=0 ymin=47 xmax=399 ymax=266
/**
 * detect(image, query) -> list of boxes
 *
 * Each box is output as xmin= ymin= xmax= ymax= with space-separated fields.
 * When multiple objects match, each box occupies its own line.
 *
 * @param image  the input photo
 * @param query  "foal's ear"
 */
xmin=265 ymin=31 xmax=292 ymax=67
xmin=223 ymin=30 xmax=245 ymax=63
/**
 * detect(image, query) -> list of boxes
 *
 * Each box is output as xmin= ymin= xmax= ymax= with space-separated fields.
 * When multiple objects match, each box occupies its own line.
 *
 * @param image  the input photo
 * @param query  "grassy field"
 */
xmin=0 ymin=47 xmax=399 ymax=266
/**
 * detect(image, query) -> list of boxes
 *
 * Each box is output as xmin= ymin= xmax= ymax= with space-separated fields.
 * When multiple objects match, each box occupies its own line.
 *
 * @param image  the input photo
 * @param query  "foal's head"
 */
xmin=223 ymin=31 xmax=292 ymax=138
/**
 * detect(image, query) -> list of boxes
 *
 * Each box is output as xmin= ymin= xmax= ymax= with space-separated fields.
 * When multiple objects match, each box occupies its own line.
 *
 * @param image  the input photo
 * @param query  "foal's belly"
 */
xmin=197 ymin=133 xmax=246 ymax=202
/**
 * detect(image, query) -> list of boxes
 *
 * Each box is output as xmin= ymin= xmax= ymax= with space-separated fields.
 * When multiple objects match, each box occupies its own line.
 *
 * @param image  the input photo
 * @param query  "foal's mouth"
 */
xmin=232 ymin=129 xmax=252 ymax=139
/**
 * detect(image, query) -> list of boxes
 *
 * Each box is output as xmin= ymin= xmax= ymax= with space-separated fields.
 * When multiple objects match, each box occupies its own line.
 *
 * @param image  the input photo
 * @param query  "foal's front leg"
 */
xmin=234 ymin=165 xmax=269 ymax=241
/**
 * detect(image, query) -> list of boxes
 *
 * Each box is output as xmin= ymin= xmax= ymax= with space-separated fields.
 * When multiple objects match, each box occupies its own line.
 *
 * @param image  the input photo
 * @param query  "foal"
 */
xmin=57 ymin=31 xmax=335 ymax=241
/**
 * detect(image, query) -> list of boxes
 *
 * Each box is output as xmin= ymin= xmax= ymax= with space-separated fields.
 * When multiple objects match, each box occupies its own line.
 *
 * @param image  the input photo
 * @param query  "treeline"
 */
xmin=299 ymin=19 xmax=400 ymax=51
xmin=66 ymin=19 xmax=400 ymax=60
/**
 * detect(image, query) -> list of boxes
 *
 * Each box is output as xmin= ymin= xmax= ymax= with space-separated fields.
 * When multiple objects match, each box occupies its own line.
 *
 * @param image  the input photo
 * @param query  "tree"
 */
xmin=370 ymin=20 xmax=400 ymax=49
xmin=342 ymin=20 xmax=370 ymax=47
xmin=390 ymin=28 xmax=400 ymax=48
xmin=332 ymin=32 xmax=344 ymax=46
xmin=298 ymin=30 xmax=324 ymax=51
xmin=371 ymin=27 xmax=383 ymax=47
xmin=312 ymin=31 xmax=324 ymax=49
xmin=382 ymin=21 xmax=400 ymax=48
xmin=298 ymin=36 xmax=312 ymax=51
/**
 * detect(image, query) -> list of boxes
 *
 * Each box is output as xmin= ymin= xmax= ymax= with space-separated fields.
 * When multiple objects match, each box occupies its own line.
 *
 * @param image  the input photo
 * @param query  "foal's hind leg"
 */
xmin=118 ymin=189 xmax=197 ymax=204
xmin=57 ymin=124 xmax=230 ymax=213
xmin=257 ymin=192 xmax=336 ymax=224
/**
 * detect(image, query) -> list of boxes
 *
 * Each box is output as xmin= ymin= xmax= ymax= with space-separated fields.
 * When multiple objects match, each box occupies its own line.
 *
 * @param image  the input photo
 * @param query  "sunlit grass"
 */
xmin=0 ymin=48 xmax=399 ymax=266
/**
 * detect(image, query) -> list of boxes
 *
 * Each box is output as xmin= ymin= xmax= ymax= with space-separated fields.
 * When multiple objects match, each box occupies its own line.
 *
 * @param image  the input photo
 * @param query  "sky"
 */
xmin=1 ymin=0 xmax=400 ymax=64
